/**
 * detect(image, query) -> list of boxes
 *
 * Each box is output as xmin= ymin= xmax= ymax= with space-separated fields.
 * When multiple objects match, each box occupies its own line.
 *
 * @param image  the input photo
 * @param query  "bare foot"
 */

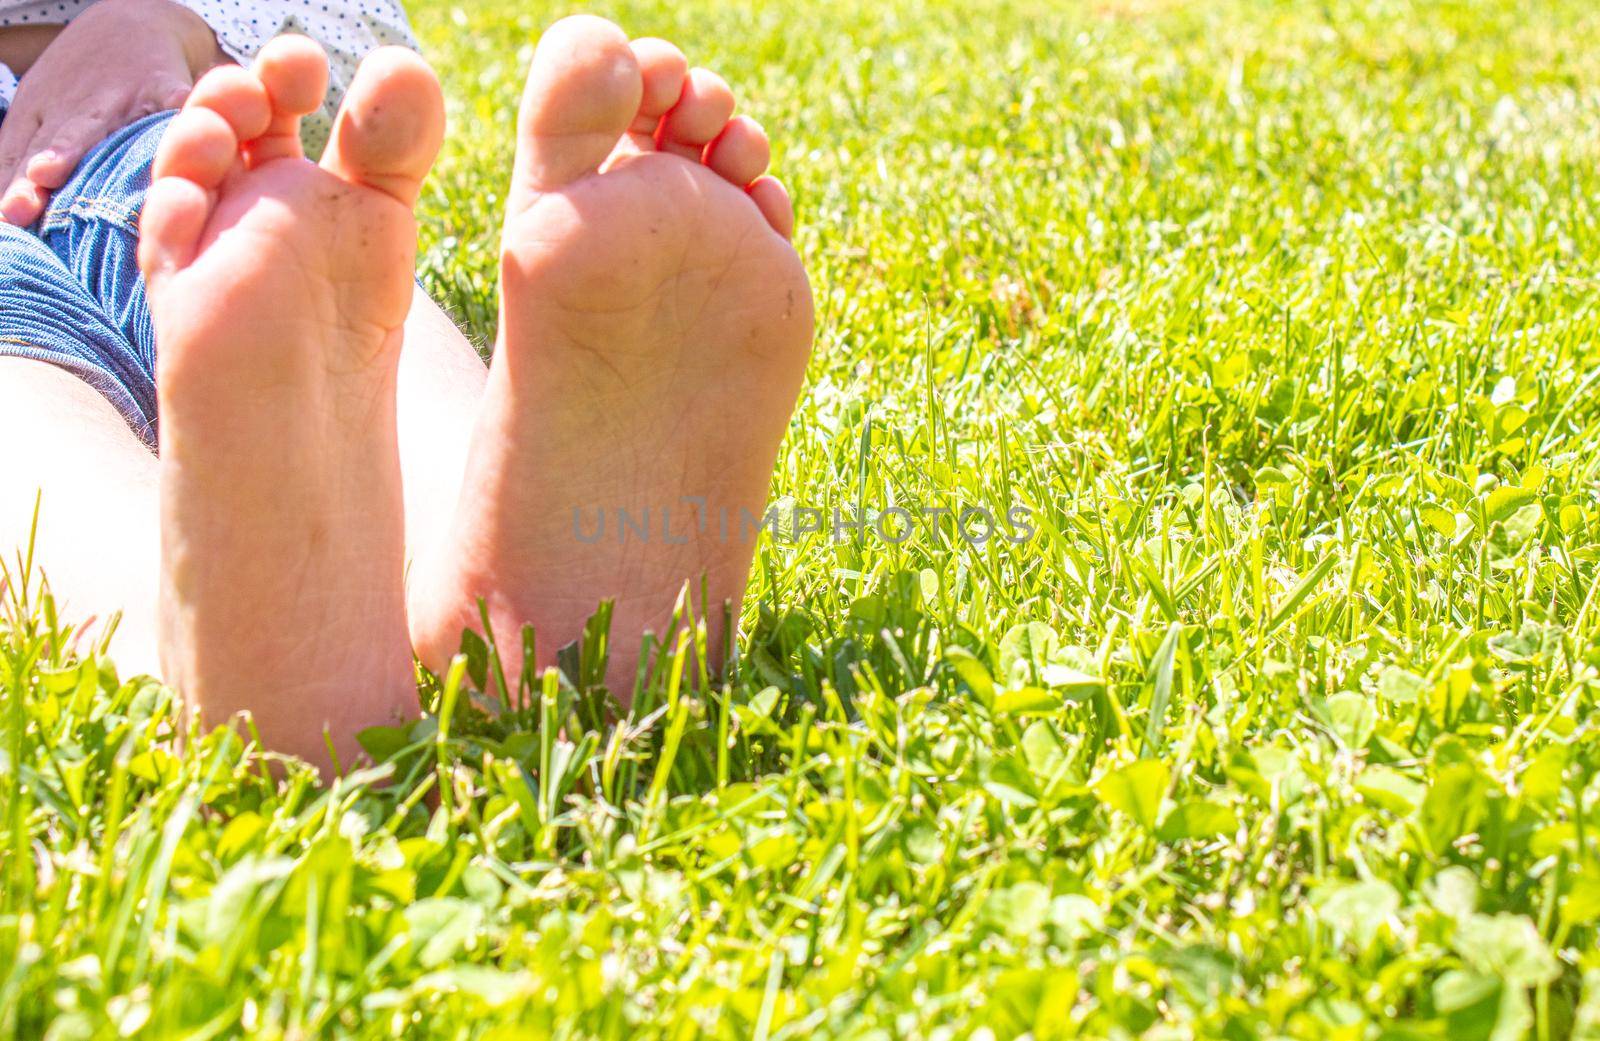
xmin=410 ymin=16 xmax=814 ymax=697
xmin=140 ymin=38 xmax=443 ymax=769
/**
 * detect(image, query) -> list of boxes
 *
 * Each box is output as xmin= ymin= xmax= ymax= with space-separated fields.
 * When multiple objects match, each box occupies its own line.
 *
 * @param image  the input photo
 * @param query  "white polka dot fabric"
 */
xmin=0 ymin=0 xmax=417 ymax=153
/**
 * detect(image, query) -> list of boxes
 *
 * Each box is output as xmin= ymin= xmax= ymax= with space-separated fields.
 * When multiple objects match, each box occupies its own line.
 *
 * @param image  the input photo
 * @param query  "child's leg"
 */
xmin=0 ymin=214 xmax=161 ymax=672
xmin=0 ymin=239 xmax=486 ymax=694
xmin=396 ymin=286 xmax=486 ymax=585
xmin=0 ymin=357 xmax=160 ymax=675
xmin=0 ymin=302 xmax=485 ymax=706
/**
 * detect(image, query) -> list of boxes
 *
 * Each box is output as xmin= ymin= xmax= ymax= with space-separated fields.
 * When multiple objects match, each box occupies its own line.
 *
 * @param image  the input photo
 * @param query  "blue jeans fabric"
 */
xmin=0 ymin=111 xmax=174 ymax=449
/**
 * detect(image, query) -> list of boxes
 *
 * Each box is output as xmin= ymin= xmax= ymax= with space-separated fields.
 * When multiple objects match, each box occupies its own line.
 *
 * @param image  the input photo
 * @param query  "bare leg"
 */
xmin=396 ymin=286 xmax=485 ymax=578
xmin=0 ymin=357 xmax=160 ymax=675
xmin=0 ymin=298 xmax=484 ymax=667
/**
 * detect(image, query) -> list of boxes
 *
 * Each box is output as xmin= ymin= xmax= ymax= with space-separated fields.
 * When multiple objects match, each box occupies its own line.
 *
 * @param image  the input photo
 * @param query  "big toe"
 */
xmin=510 ymin=14 xmax=642 ymax=205
xmin=321 ymin=46 xmax=444 ymax=208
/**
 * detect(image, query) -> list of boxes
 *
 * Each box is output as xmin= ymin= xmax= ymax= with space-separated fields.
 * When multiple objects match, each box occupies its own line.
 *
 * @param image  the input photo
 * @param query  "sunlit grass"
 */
xmin=9 ymin=0 xmax=1600 ymax=1036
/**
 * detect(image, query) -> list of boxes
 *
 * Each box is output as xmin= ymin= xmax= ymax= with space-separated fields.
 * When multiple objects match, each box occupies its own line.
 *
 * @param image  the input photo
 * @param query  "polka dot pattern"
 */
xmin=0 ymin=62 xmax=16 ymax=114
xmin=0 ymin=0 xmax=417 ymax=154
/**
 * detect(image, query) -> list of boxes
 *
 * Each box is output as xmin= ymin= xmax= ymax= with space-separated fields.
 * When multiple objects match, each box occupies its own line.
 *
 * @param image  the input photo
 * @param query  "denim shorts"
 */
xmin=0 ymin=110 xmax=174 ymax=449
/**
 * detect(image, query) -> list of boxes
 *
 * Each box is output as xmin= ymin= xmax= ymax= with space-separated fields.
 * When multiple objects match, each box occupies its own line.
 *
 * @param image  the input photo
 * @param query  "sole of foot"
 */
xmin=140 ymin=36 xmax=443 ymax=771
xmin=409 ymin=15 xmax=814 ymax=701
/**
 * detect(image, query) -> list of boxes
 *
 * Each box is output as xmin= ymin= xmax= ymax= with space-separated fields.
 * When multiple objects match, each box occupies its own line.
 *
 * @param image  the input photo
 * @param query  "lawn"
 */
xmin=8 ymin=0 xmax=1600 ymax=1036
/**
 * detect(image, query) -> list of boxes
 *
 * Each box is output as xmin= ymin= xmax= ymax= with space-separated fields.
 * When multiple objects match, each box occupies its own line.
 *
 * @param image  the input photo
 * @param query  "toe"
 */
xmin=748 ymin=175 xmax=795 ymax=239
xmin=656 ymin=67 xmax=736 ymax=160
xmin=320 ymin=46 xmax=443 ymax=207
xmin=144 ymin=80 xmax=250 ymax=270
xmin=511 ymin=14 xmax=641 ymax=205
xmin=249 ymin=34 xmax=330 ymax=165
xmin=628 ymin=37 xmax=688 ymax=138
xmin=704 ymin=116 xmax=770 ymax=188
xmin=184 ymin=64 xmax=273 ymax=144
xmin=141 ymin=148 xmax=223 ymax=281
xmin=152 ymin=106 xmax=239 ymax=188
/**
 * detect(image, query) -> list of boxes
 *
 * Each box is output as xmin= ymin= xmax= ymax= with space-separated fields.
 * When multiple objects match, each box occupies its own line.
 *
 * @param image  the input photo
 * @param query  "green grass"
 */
xmin=10 ymin=0 xmax=1600 ymax=1035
